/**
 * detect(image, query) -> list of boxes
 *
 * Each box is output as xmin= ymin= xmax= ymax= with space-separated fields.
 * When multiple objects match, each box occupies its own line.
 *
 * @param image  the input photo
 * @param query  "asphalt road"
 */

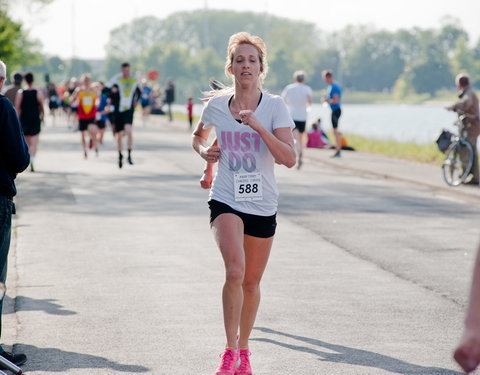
xmin=4 ymin=114 xmax=479 ymax=374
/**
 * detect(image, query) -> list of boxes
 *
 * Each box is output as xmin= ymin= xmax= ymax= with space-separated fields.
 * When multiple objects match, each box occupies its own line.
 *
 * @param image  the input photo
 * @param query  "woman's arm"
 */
xmin=327 ymin=93 xmax=339 ymax=105
xmin=37 ymin=90 xmax=45 ymax=119
xmin=200 ymin=138 xmax=218 ymax=189
xmin=15 ymin=90 xmax=23 ymax=118
xmin=239 ymin=110 xmax=296 ymax=168
xmin=192 ymin=121 xmax=220 ymax=163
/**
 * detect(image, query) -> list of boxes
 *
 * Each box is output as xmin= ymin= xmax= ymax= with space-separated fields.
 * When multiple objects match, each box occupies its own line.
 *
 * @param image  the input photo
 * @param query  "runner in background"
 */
xmin=109 ymin=62 xmax=141 ymax=168
xmin=281 ymin=70 xmax=313 ymax=169
xmin=186 ymin=96 xmax=194 ymax=130
xmin=70 ymin=74 xmax=99 ymax=158
xmin=3 ymin=71 xmax=23 ymax=105
xmin=140 ymin=78 xmax=153 ymax=126
xmin=15 ymin=72 xmax=44 ymax=172
xmin=95 ymin=82 xmax=109 ymax=145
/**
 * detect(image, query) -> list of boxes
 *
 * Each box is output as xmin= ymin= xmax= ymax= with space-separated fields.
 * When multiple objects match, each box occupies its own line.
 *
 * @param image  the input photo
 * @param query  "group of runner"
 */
xmin=49 ymin=62 xmax=145 ymax=168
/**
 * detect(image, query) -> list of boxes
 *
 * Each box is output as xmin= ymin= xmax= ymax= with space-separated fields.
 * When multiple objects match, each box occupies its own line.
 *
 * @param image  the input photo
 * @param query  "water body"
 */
xmin=308 ymin=103 xmax=458 ymax=145
xmin=176 ymin=102 xmax=460 ymax=145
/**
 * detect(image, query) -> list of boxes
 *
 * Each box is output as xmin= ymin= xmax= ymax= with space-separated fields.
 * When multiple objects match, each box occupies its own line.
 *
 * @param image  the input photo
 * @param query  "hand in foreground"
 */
xmin=454 ymin=330 xmax=480 ymax=373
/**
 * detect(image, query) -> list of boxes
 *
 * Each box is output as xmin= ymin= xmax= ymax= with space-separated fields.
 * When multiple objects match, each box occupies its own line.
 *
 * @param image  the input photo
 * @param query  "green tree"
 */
xmin=450 ymin=36 xmax=479 ymax=84
xmin=188 ymin=47 xmax=224 ymax=88
xmin=106 ymin=16 xmax=164 ymax=60
xmin=102 ymin=9 xmax=478 ymax=97
xmin=342 ymin=31 xmax=405 ymax=91
xmin=309 ymin=47 xmax=340 ymax=91
xmin=267 ymin=49 xmax=291 ymax=90
xmin=409 ymin=59 xmax=452 ymax=95
xmin=0 ymin=8 xmax=40 ymax=73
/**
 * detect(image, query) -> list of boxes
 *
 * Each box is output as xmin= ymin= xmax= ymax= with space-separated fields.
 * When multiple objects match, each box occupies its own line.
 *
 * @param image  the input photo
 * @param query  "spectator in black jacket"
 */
xmin=0 ymin=60 xmax=29 ymax=367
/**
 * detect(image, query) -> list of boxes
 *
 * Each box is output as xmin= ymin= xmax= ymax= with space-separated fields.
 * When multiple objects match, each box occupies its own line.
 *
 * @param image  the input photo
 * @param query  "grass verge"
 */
xmin=340 ymin=132 xmax=445 ymax=165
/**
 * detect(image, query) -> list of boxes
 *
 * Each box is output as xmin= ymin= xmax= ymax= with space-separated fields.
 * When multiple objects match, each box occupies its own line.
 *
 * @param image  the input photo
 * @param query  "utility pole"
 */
xmin=203 ymin=0 xmax=209 ymax=49
xmin=71 ymin=0 xmax=77 ymax=77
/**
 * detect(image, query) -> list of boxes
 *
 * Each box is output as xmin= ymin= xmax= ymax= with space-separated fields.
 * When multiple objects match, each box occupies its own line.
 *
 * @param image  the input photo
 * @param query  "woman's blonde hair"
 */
xmin=224 ymin=31 xmax=268 ymax=86
xmin=203 ymin=32 xmax=268 ymax=98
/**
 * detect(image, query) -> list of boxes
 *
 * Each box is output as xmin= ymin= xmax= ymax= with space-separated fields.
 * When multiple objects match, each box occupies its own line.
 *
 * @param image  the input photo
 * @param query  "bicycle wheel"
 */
xmin=442 ymin=140 xmax=474 ymax=186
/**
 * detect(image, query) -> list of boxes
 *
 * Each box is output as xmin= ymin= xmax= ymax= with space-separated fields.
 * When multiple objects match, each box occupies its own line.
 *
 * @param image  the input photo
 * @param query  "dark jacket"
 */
xmin=0 ymin=95 xmax=30 ymax=198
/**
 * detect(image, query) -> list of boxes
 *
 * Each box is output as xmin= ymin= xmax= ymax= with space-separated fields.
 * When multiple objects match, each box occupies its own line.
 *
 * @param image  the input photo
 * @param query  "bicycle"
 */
xmin=441 ymin=114 xmax=474 ymax=186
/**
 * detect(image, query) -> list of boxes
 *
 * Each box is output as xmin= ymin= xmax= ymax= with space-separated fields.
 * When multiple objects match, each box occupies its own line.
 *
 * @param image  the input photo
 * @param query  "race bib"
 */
xmin=121 ymin=97 xmax=131 ymax=111
xmin=234 ymin=172 xmax=263 ymax=201
xmin=82 ymin=96 xmax=93 ymax=106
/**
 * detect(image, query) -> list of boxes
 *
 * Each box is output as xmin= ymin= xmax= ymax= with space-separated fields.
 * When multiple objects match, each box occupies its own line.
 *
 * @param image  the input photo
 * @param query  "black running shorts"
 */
xmin=116 ymin=109 xmax=134 ymax=132
xmin=208 ymin=199 xmax=277 ymax=238
xmin=293 ymin=120 xmax=306 ymax=133
xmin=331 ymin=108 xmax=342 ymax=129
xmin=79 ymin=118 xmax=95 ymax=131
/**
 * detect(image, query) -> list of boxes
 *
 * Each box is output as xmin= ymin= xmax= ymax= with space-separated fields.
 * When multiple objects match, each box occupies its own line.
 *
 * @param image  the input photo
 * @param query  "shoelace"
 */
xmin=237 ymin=351 xmax=251 ymax=371
xmin=219 ymin=349 xmax=236 ymax=369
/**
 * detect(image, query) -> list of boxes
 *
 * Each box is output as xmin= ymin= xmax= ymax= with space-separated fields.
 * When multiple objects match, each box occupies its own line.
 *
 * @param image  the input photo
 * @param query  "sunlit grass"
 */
xmin=339 ymin=132 xmax=445 ymax=165
xmin=312 ymin=90 xmax=457 ymax=105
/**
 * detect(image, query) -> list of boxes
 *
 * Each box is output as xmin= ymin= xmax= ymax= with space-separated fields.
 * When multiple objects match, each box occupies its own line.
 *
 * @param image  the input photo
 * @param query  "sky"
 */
xmin=10 ymin=0 xmax=480 ymax=60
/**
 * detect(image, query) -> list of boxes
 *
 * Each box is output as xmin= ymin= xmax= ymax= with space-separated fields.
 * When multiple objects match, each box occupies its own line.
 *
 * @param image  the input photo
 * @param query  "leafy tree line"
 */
xmin=5 ymin=6 xmax=480 ymax=101
xmin=0 ymin=2 xmax=44 ymax=73
xmin=101 ymin=11 xmax=480 ymax=99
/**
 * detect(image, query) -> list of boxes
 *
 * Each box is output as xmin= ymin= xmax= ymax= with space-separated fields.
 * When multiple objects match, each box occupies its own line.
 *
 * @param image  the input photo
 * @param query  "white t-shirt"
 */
xmin=201 ymin=93 xmax=294 ymax=216
xmin=281 ymin=82 xmax=313 ymax=122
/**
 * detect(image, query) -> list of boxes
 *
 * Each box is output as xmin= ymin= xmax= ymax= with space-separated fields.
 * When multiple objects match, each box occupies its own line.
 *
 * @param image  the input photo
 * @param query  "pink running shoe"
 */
xmin=215 ymin=348 xmax=238 ymax=375
xmin=235 ymin=349 xmax=252 ymax=375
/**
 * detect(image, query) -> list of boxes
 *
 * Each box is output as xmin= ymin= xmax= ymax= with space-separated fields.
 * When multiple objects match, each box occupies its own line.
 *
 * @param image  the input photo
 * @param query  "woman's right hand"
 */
xmin=200 ymin=172 xmax=213 ymax=189
xmin=200 ymin=145 xmax=221 ymax=163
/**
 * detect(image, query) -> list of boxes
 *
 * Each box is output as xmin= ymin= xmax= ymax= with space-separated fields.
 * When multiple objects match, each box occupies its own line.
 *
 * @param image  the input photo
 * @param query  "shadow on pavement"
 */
xmin=15 ymin=170 xmax=205 ymax=217
xmin=279 ymin=181 xmax=478 ymax=219
xmin=253 ymin=327 xmax=462 ymax=375
xmin=16 ymin=343 xmax=149 ymax=373
xmin=3 ymin=295 xmax=76 ymax=316
xmin=39 ymin=127 xmax=190 ymax=153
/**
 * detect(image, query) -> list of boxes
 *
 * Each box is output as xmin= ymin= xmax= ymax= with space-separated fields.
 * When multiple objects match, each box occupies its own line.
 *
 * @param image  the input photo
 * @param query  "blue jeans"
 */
xmin=0 ymin=196 xmax=14 ymax=340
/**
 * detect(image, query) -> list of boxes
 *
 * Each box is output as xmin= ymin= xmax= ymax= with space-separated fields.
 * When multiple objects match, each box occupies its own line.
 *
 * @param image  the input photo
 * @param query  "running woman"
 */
xmin=70 ymin=74 xmax=99 ymax=158
xmin=192 ymin=32 xmax=296 ymax=375
xmin=109 ymin=62 xmax=141 ymax=168
xmin=15 ymin=72 xmax=44 ymax=172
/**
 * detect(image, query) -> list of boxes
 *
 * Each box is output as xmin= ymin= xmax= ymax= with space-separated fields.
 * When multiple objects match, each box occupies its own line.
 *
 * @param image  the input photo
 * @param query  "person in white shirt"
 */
xmin=192 ymin=31 xmax=295 ymax=375
xmin=281 ymin=70 xmax=313 ymax=168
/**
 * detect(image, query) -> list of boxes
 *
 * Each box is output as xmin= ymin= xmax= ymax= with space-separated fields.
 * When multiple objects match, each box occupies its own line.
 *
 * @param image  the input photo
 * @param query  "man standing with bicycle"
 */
xmin=447 ymin=73 xmax=480 ymax=185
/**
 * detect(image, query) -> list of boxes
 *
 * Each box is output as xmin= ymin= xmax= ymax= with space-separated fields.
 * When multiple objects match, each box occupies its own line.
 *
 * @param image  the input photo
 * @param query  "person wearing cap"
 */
xmin=0 ymin=59 xmax=29 ymax=367
xmin=446 ymin=73 xmax=480 ymax=185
